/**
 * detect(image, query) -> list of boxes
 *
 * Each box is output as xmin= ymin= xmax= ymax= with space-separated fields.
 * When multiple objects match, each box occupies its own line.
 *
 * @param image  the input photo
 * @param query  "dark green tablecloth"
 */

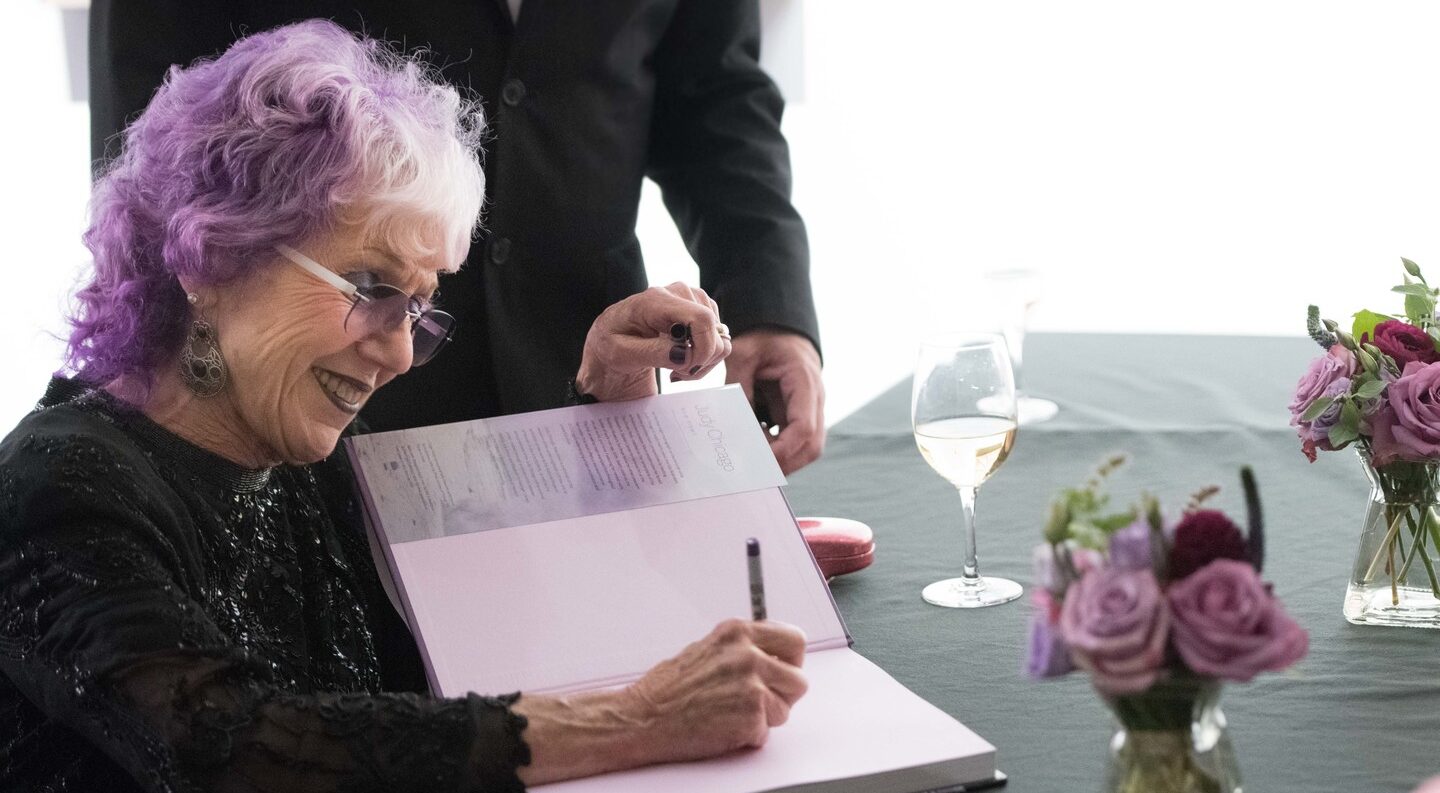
xmin=784 ymin=333 xmax=1438 ymax=793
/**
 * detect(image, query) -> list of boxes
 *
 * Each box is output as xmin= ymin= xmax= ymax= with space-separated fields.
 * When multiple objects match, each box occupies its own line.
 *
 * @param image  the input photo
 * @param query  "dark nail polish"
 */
xmin=682 ymin=323 xmax=694 ymax=343
xmin=689 ymin=365 xmax=700 ymax=375
xmin=670 ymin=322 xmax=687 ymax=341
xmin=669 ymin=345 xmax=688 ymax=365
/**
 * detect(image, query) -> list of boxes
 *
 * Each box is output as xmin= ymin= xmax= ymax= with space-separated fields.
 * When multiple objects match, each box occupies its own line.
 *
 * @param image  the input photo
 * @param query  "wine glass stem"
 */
xmin=957 ymin=485 xmax=983 ymax=588
xmin=1006 ymin=323 xmax=1026 ymax=396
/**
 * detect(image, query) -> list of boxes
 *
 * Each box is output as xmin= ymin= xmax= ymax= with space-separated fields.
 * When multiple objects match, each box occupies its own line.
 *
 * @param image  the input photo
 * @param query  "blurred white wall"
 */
xmin=8 ymin=1 xmax=1440 ymax=432
xmin=0 ymin=1 xmax=91 ymax=427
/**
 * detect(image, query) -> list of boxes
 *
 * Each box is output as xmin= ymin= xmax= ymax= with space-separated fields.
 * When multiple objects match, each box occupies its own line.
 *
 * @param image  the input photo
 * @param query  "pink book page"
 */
xmin=389 ymin=487 xmax=847 ymax=697
xmin=533 ymin=648 xmax=997 ymax=793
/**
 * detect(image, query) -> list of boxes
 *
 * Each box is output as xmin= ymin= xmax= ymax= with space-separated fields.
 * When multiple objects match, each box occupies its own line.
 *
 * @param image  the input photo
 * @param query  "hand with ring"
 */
xmin=574 ymin=282 xmax=732 ymax=402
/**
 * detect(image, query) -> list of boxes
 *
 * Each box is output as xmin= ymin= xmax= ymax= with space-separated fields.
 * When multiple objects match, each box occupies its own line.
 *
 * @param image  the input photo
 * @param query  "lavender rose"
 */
xmin=1058 ymin=567 xmax=1169 ymax=695
xmin=1371 ymin=361 xmax=1440 ymax=466
xmin=1305 ymin=376 xmax=1352 ymax=439
xmin=1107 ymin=517 xmax=1154 ymax=572
xmin=1290 ymin=345 xmax=1358 ymax=460
xmin=1368 ymin=320 xmax=1440 ymax=366
xmin=1025 ymin=612 xmax=1075 ymax=679
xmin=1168 ymin=559 xmax=1308 ymax=682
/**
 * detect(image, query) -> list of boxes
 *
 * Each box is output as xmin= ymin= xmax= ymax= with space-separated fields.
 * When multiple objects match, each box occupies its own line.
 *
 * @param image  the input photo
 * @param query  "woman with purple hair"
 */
xmin=0 ymin=20 xmax=803 ymax=792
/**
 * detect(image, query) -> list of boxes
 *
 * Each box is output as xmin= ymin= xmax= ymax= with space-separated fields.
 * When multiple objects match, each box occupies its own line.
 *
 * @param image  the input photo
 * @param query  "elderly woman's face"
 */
xmin=205 ymin=225 xmax=449 ymax=464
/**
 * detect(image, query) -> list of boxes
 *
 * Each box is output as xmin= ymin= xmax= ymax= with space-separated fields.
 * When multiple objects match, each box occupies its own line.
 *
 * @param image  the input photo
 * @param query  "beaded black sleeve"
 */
xmin=564 ymin=379 xmax=600 ymax=406
xmin=0 ymin=384 xmax=531 ymax=792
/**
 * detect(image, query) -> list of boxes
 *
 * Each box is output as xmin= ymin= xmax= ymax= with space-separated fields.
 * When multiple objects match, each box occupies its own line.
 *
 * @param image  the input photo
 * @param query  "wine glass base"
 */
xmin=1017 ymin=396 xmax=1059 ymax=425
xmin=922 ymin=576 xmax=1024 ymax=608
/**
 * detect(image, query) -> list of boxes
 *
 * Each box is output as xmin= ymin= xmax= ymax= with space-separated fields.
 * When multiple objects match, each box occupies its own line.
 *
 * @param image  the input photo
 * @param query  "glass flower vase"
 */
xmin=1343 ymin=452 xmax=1440 ymax=628
xmin=1103 ymin=676 xmax=1240 ymax=793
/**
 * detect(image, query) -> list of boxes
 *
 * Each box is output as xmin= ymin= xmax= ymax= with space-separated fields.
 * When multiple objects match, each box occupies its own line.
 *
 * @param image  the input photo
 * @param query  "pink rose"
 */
xmin=1058 ymin=567 xmax=1169 ymax=696
xmin=1290 ymin=346 xmax=1358 ymax=460
xmin=1167 ymin=559 xmax=1308 ymax=682
xmin=1368 ymin=320 xmax=1440 ymax=366
xmin=1413 ymin=775 xmax=1440 ymax=793
xmin=1371 ymin=361 xmax=1440 ymax=466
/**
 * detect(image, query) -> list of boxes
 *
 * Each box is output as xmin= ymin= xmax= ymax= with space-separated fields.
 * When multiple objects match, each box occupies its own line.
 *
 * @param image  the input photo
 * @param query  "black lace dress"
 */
xmin=0 ymin=382 xmax=531 ymax=792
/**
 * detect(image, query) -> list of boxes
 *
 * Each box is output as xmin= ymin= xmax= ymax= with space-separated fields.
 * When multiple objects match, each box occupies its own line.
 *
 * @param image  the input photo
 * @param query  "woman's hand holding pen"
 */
xmin=574 ymin=282 xmax=732 ymax=402
xmin=624 ymin=619 xmax=808 ymax=761
xmin=514 ymin=619 xmax=807 ymax=786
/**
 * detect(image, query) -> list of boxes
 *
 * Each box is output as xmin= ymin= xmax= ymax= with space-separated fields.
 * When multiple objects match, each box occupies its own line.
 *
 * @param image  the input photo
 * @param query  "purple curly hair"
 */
xmin=70 ymin=19 xmax=485 ymax=391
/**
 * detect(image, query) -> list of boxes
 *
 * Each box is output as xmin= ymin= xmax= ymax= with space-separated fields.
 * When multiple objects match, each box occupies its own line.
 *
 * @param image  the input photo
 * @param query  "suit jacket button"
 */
xmin=489 ymin=236 xmax=512 ymax=265
xmin=501 ymin=79 xmax=527 ymax=106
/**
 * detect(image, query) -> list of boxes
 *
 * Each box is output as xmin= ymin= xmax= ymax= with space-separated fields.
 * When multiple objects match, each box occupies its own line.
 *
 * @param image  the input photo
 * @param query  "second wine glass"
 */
xmin=983 ymin=268 xmax=1058 ymax=425
xmin=912 ymin=333 xmax=1022 ymax=608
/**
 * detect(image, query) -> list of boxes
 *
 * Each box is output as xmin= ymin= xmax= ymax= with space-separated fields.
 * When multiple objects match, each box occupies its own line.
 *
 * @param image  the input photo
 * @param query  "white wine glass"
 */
xmin=983 ymin=268 xmax=1058 ymax=425
xmin=912 ymin=333 xmax=1023 ymax=608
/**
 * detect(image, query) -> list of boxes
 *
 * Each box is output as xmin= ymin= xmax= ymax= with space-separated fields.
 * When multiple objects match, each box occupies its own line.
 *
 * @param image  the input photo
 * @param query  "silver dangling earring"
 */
xmin=180 ymin=292 xmax=227 ymax=398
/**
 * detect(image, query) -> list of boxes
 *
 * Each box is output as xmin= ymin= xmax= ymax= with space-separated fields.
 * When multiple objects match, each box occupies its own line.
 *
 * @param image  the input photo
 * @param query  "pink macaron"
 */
xmin=796 ymin=517 xmax=875 ymax=579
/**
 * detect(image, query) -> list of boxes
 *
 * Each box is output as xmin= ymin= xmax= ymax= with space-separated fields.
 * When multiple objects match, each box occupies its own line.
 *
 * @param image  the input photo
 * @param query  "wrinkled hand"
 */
xmin=575 ymin=283 xmax=731 ymax=403
xmin=725 ymin=329 xmax=825 ymax=474
xmin=623 ymin=619 xmax=808 ymax=764
xmin=511 ymin=619 xmax=807 ymax=785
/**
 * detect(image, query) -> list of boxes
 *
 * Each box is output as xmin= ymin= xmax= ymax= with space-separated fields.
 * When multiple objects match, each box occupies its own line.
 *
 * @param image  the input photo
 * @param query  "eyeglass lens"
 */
xmin=343 ymin=284 xmax=455 ymax=366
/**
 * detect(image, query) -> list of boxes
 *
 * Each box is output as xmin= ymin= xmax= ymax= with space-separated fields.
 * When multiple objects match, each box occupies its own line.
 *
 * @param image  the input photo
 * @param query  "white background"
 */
xmin=4 ymin=1 xmax=1437 ymax=432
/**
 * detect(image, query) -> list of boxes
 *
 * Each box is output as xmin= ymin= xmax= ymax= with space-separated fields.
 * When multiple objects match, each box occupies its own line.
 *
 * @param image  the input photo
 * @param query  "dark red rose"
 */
xmin=1169 ymin=510 xmax=1249 ymax=581
xmin=1368 ymin=320 xmax=1440 ymax=366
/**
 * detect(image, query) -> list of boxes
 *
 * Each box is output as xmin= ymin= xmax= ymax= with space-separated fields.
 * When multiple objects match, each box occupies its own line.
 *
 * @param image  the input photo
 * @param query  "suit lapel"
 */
xmin=490 ymin=0 xmax=514 ymax=29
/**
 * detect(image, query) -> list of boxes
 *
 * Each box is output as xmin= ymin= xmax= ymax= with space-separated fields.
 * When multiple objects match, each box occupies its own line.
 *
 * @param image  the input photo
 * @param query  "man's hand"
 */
xmin=575 ymin=283 xmax=730 ymax=403
xmin=725 ymin=328 xmax=825 ymax=474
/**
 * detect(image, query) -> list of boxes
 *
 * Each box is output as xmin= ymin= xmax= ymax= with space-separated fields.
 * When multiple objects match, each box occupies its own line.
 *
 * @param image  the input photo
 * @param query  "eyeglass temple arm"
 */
xmin=274 ymin=244 xmax=359 ymax=299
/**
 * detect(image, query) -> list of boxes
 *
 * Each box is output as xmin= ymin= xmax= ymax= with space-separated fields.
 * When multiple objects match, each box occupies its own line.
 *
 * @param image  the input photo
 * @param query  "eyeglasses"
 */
xmin=275 ymin=244 xmax=456 ymax=367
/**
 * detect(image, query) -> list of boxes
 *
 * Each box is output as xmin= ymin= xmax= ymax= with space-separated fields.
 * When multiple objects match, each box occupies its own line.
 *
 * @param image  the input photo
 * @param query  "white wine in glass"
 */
xmin=912 ymin=334 xmax=1023 ymax=608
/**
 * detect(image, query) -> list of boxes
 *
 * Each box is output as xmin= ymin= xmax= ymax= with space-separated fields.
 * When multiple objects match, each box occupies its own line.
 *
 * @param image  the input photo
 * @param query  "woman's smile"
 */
xmin=312 ymin=367 xmax=370 ymax=414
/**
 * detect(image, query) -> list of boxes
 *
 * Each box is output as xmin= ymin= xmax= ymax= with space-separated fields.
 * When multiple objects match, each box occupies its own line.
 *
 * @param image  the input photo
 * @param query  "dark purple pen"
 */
xmin=747 ymin=537 xmax=767 ymax=621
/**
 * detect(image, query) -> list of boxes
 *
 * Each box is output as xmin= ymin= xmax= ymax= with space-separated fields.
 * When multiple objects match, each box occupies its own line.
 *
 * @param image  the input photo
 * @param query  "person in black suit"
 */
xmin=91 ymin=0 xmax=827 ymax=474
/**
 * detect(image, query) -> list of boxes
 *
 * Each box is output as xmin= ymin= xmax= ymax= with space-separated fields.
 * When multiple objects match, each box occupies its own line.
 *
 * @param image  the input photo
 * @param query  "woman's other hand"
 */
xmin=515 ymin=619 xmax=808 ymax=785
xmin=574 ymin=282 xmax=731 ymax=402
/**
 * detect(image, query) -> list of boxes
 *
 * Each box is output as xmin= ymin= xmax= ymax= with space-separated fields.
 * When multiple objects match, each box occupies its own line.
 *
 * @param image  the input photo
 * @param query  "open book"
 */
xmin=346 ymin=386 xmax=1001 ymax=792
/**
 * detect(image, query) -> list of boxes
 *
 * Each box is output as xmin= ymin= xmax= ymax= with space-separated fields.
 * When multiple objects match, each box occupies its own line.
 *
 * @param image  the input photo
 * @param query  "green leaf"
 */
xmin=1042 ymin=501 xmax=1069 ymax=543
xmin=1393 ymin=284 xmax=1435 ymax=298
xmin=1328 ymin=399 xmax=1362 ymax=446
xmin=1068 ymin=520 xmax=1108 ymax=551
xmin=1301 ymin=395 xmax=1335 ymax=422
xmin=1095 ymin=511 xmax=1138 ymax=533
xmin=1405 ymin=293 xmax=1435 ymax=325
xmin=1144 ymin=495 xmax=1164 ymax=533
xmin=1352 ymin=309 xmax=1394 ymax=344
xmin=1328 ymin=420 xmax=1359 ymax=447
xmin=1355 ymin=379 xmax=1387 ymax=400
xmin=1341 ymin=397 xmax=1361 ymax=426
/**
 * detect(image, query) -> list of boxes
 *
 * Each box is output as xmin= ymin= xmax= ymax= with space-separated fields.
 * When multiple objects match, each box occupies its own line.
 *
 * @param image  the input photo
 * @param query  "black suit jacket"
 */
xmin=90 ymin=0 xmax=819 ymax=429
